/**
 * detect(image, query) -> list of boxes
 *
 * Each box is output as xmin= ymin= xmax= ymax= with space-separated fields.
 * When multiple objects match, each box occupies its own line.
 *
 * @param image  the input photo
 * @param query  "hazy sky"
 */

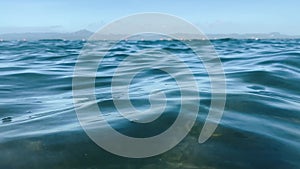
xmin=1 ymin=0 xmax=300 ymax=34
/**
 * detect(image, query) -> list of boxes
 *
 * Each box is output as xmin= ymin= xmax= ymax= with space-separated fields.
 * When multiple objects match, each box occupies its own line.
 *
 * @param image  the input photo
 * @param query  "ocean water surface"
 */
xmin=0 ymin=39 xmax=299 ymax=169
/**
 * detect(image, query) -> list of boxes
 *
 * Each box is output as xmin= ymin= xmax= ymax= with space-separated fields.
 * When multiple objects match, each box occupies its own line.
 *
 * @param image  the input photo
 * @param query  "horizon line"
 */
xmin=0 ymin=29 xmax=300 ymax=36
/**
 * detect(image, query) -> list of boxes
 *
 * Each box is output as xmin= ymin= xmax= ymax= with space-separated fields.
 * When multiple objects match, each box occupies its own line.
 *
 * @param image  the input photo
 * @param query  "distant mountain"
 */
xmin=0 ymin=29 xmax=93 ymax=40
xmin=206 ymin=32 xmax=300 ymax=40
xmin=0 ymin=30 xmax=299 ymax=40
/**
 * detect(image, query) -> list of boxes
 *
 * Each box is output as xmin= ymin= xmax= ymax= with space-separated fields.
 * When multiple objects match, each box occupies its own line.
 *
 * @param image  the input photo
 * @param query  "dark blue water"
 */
xmin=0 ymin=39 xmax=299 ymax=169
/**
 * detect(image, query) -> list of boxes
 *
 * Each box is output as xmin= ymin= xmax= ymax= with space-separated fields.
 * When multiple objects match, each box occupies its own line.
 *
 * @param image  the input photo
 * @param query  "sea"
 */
xmin=0 ymin=39 xmax=299 ymax=169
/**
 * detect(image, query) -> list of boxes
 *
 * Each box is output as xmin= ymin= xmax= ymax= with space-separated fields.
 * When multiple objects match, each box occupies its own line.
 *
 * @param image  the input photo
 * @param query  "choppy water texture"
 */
xmin=0 ymin=39 xmax=300 ymax=169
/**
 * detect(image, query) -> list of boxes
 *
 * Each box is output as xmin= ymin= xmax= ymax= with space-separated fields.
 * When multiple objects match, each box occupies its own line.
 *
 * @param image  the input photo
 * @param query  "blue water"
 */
xmin=0 ymin=39 xmax=300 ymax=169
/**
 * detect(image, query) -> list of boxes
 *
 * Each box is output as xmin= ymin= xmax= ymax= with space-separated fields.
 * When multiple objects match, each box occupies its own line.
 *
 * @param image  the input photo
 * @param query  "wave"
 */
xmin=0 ymin=39 xmax=299 ymax=168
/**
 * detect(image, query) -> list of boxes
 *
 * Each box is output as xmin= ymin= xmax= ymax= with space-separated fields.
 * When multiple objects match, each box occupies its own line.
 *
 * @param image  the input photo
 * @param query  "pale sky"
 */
xmin=1 ymin=0 xmax=300 ymax=35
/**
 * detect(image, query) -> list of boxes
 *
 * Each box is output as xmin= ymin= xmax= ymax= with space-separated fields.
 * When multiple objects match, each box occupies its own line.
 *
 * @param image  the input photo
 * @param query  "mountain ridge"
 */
xmin=1 ymin=30 xmax=300 ymax=40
